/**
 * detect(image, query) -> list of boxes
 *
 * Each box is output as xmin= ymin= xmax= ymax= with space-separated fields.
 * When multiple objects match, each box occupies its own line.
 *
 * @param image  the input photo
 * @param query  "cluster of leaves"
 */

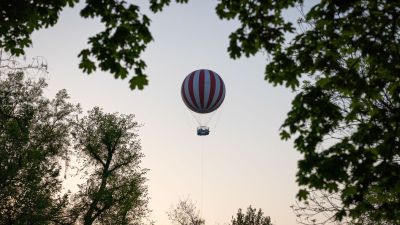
xmin=149 ymin=0 xmax=189 ymax=12
xmin=0 ymin=0 xmax=78 ymax=55
xmin=216 ymin=0 xmax=297 ymax=62
xmin=0 ymin=0 xmax=152 ymax=89
xmin=78 ymin=0 xmax=152 ymax=89
xmin=0 ymin=64 xmax=150 ymax=224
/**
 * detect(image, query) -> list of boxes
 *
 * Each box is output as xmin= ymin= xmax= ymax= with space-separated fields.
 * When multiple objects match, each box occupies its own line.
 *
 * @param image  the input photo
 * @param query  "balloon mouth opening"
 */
xmin=191 ymin=109 xmax=215 ymax=114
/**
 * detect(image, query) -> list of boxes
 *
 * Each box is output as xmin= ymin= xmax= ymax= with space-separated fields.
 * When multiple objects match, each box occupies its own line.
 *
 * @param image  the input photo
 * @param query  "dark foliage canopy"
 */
xmin=0 ymin=71 xmax=77 ymax=224
xmin=213 ymin=0 xmax=400 ymax=223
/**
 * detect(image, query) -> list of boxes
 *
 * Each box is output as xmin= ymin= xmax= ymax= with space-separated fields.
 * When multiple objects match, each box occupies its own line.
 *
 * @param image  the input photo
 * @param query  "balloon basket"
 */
xmin=197 ymin=126 xmax=209 ymax=136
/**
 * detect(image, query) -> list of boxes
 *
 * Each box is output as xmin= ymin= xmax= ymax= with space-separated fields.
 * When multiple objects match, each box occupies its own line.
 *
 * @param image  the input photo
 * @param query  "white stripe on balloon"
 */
xmin=204 ymin=70 xmax=211 ymax=111
xmin=209 ymin=72 xmax=221 ymax=110
xmin=211 ymin=81 xmax=225 ymax=112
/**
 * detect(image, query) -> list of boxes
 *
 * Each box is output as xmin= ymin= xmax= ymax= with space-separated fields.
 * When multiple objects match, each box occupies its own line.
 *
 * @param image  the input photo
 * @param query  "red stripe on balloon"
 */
xmin=206 ymin=70 xmax=216 ymax=109
xmin=199 ymin=70 xmax=205 ymax=110
xmin=181 ymin=80 xmax=189 ymax=108
xmin=181 ymin=78 xmax=196 ymax=112
xmin=188 ymin=73 xmax=198 ymax=109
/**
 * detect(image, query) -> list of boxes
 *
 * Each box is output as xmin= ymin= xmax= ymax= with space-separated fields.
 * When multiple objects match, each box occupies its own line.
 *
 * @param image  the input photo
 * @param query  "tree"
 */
xmin=72 ymin=107 xmax=150 ymax=225
xmin=212 ymin=1 xmax=400 ymax=223
xmin=167 ymin=198 xmax=205 ymax=225
xmin=0 ymin=63 xmax=78 ymax=224
xmin=230 ymin=206 xmax=272 ymax=225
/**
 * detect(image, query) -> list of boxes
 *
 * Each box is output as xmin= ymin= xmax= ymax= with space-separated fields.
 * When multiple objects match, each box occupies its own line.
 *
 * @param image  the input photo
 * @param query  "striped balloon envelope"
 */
xmin=181 ymin=69 xmax=226 ymax=114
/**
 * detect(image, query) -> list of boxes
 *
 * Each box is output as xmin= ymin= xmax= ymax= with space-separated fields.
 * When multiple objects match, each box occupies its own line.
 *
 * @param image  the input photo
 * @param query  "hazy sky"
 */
xmin=25 ymin=1 xmax=306 ymax=224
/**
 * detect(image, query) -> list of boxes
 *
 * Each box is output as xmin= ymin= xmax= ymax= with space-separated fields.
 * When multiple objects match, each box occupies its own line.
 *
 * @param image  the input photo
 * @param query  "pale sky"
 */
xmin=25 ymin=1 xmax=306 ymax=224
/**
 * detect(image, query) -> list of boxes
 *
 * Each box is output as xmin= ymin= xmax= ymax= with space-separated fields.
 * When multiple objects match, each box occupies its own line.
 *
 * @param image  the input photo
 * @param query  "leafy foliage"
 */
xmin=0 ymin=71 xmax=78 ymax=224
xmin=230 ymin=206 xmax=272 ymax=225
xmin=78 ymin=0 xmax=152 ymax=90
xmin=0 ymin=0 xmax=78 ymax=56
xmin=214 ymin=0 xmax=400 ymax=223
xmin=72 ymin=107 xmax=149 ymax=225
xmin=0 ymin=0 xmax=152 ymax=89
xmin=149 ymin=0 xmax=189 ymax=12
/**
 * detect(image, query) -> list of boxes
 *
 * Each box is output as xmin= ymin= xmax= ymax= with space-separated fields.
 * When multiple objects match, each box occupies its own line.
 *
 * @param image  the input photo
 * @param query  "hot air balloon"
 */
xmin=181 ymin=69 xmax=226 ymax=136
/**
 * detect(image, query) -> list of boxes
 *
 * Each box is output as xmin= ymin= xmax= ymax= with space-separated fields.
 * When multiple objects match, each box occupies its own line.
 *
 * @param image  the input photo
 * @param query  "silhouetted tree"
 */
xmin=167 ymin=198 xmax=205 ymax=225
xmin=0 ymin=67 xmax=78 ymax=224
xmin=230 ymin=206 xmax=272 ymax=225
xmin=72 ymin=107 xmax=150 ymax=225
